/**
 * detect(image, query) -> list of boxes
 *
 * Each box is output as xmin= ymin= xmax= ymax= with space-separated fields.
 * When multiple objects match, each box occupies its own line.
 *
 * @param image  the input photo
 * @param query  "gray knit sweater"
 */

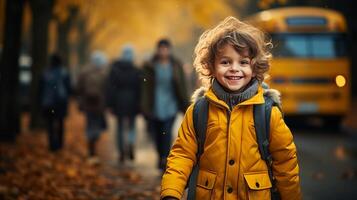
xmin=212 ymin=79 xmax=259 ymax=110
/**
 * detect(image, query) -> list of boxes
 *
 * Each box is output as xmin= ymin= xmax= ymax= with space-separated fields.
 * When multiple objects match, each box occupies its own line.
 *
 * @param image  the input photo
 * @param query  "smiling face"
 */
xmin=213 ymin=43 xmax=255 ymax=92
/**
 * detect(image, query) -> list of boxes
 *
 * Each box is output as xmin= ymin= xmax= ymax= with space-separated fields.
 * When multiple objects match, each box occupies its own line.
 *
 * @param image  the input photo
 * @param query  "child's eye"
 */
xmin=220 ymin=60 xmax=230 ymax=65
xmin=240 ymin=60 xmax=250 ymax=65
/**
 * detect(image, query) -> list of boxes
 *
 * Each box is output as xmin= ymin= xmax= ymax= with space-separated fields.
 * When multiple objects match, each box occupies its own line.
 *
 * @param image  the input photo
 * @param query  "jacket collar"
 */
xmin=212 ymin=79 xmax=259 ymax=109
xmin=191 ymin=83 xmax=281 ymax=110
xmin=205 ymin=86 xmax=265 ymax=110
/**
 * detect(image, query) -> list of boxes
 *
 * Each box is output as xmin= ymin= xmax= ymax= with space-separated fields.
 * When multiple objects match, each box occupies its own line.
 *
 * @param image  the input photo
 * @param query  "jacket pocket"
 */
xmin=244 ymin=171 xmax=272 ymax=200
xmin=196 ymin=169 xmax=217 ymax=200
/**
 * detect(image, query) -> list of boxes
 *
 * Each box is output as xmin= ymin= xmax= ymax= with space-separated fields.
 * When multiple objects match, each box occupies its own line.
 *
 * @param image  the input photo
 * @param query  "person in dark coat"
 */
xmin=141 ymin=39 xmax=188 ymax=171
xmin=77 ymin=51 xmax=108 ymax=158
xmin=40 ymin=54 xmax=72 ymax=152
xmin=106 ymin=45 xmax=142 ymax=162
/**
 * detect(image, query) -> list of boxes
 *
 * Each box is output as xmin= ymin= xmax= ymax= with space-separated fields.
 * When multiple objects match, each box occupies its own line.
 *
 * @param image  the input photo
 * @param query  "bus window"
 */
xmin=272 ymin=34 xmax=347 ymax=58
xmin=283 ymin=36 xmax=308 ymax=57
xmin=311 ymin=36 xmax=334 ymax=58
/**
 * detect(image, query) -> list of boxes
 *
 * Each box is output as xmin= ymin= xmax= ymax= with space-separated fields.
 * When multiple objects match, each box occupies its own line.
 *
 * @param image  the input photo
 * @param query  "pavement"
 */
xmin=96 ymin=112 xmax=183 ymax=176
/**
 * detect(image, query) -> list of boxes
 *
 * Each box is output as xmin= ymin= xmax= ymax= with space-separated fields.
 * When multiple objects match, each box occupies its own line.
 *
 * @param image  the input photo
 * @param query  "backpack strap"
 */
xmin=253 ymin=95 xmax=281 ymax=200
xmin=187 ymin=96 xmax=209 ymax=200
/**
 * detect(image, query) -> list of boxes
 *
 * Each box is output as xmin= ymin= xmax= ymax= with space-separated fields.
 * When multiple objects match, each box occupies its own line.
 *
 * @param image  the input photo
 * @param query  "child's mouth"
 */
xmin=226 ymin=76 xmax=243 ymax=80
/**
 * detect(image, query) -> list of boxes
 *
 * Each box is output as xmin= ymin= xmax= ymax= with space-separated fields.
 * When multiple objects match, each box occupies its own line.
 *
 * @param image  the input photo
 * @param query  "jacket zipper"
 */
xmin=206 ymin=97 xmax=233 ymax=197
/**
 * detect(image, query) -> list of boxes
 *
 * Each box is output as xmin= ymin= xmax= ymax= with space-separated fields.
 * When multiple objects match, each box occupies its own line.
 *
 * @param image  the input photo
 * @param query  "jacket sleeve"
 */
xmin=269 ymin=107 xmax=301 ymax=200
xmin=161 ymin=104 xmax=197 ymax=199
xmin=174 ymin=60 xmax=189 ymax=113
xmin=105 ymin=67 xmax=115 ymax=109
xmin=64 ymin=71 xmax=72 ymax=97
xmin=135 ymin=68 xmax=143 ymax=114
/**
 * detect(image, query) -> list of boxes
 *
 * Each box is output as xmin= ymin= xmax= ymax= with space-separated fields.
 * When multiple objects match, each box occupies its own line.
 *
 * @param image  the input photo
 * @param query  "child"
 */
xmin=160 ymin=17 xmax=301 ymax=200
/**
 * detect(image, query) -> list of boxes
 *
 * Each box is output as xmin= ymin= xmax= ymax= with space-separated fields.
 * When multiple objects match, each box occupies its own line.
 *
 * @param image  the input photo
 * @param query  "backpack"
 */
xmin=41 ymin=68 xmax=69 ymax=108
xmin=187 ymin=95 xmax=281 ymax=200
xmin=83 ymin=69 xmax=106 ymax=97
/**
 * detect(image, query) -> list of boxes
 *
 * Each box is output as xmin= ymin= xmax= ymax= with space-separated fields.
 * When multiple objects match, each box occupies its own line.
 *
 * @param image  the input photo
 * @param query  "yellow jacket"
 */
xmin=161 ymin=86 xmax=301 ymax=200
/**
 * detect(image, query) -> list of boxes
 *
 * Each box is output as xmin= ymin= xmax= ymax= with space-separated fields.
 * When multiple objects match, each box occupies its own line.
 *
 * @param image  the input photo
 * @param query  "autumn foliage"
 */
xmin=0 ymin=103 xmax=160 ymax=200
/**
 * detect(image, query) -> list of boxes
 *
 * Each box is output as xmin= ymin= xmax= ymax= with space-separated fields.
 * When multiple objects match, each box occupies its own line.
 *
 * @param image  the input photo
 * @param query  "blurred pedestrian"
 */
xmin=161 ymin=17 xmax=301 ymax=200
xmin=77 ymin=51 xmax=108 ymax=159
xmin=106 ymin=45 xmax=142 ymax=163
xmin=141 ymin=39 xmax=188 ymax=171
xmin=40 ymin=54 xmax=72 ymax=152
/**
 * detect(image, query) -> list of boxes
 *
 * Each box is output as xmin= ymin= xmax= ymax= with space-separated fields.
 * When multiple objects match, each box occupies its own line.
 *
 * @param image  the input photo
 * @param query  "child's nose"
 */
xmin=230 ymin=62 xmax=241 ymax=71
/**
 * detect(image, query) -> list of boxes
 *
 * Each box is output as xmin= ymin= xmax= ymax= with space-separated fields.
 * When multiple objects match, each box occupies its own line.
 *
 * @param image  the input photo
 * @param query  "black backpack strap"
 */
xmin=254 ymin=96 xmax=281 ymax=200
xmin=263 ymin=96 xmax=275 ymax=145
xmin=187 ymin=97 xmax=209 ymax=200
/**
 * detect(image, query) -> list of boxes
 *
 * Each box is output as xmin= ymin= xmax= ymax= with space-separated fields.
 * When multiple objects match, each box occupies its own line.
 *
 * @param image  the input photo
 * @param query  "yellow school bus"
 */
xmin=246 ymin=7 xmax=350 ymax=126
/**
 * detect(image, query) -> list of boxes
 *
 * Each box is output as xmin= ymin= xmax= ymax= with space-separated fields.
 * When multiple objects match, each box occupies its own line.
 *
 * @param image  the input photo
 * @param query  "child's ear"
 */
xmin=210 ymin=64 xmax=216 ymax=77
xmin=252 ymin=65 xmax=257 ymax=77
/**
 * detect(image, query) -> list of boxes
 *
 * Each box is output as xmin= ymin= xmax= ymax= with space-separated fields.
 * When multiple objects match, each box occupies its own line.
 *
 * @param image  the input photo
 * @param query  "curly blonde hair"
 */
xmin=193 ymin=16 xmax=272 ymax=88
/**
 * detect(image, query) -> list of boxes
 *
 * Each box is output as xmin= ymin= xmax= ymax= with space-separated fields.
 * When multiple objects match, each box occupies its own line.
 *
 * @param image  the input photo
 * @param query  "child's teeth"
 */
xmin=228 ymin=76 xmax=241 ymax=80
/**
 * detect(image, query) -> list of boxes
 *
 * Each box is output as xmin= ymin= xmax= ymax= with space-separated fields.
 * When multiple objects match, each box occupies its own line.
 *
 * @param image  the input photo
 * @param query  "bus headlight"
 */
xmin=335 ymin=75 xmax=346 ymax=87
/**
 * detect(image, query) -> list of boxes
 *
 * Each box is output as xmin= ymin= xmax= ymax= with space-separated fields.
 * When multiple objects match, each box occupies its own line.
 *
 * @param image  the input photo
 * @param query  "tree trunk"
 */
xmin=56 ymin=6 xmax=79 ymax=67
xmin=0 ymin=0 xmax=25 ymax=141
xmin=77 ymin=17 xmax=88 ymax=67
xmin=29 ymin=0 xmax=54 ymax=129
xmin=76 ymin=15 xmax=105 ymax=68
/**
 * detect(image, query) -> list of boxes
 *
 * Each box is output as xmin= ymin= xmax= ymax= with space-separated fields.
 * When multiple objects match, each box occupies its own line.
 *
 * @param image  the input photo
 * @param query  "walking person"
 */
xmin=77 ymin=51 xmax=108 ymax=159
xmin=40 ymin=54 xmax=72 ymax=152
xmin=161 ymin=17 xmax=301 ymax=200
xmin=141 ymin=39 xmax=188 ymax=171
xmin=106 ymin=45 xmax=142 ymax=163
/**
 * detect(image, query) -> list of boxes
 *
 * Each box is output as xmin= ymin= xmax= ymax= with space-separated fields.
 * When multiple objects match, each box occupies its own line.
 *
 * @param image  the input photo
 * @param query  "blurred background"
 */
xmin=1 ymin=0 xmax=357 ymax=199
